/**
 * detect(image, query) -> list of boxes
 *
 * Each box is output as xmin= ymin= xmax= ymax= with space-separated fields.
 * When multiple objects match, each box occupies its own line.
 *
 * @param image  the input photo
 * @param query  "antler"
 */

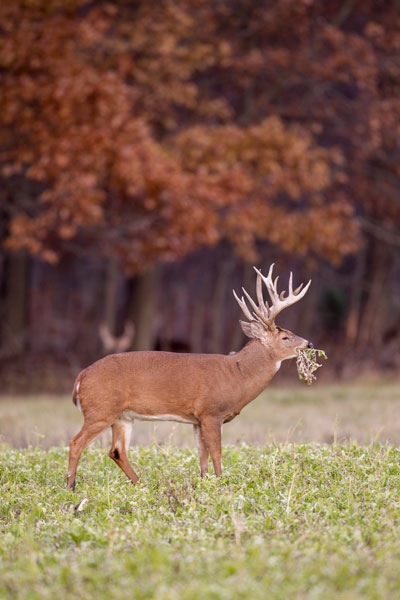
xmin=99 ymin=321 xmax=135 ymax=353
xmin=233 ymin=264 xmax=311 ymax=331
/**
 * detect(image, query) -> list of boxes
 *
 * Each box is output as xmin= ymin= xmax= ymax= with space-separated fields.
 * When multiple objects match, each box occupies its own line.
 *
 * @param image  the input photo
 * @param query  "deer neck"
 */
xmin=228 ymin=339 xmax=282 ymax=414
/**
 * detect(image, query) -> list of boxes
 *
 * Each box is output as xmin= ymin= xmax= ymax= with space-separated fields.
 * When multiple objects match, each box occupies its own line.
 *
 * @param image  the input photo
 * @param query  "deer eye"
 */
xmin=282 ymin=336 xmax=290 ymax=341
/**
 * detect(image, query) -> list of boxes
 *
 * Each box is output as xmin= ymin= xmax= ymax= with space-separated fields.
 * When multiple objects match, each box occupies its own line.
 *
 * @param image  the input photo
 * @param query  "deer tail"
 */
xmin=72 ymin=374 xmax=82 ymax=411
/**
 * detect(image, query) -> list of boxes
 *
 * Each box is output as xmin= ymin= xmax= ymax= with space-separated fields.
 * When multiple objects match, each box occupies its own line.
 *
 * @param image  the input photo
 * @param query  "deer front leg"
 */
xmin=199 ymin=417 xmax=222 ymax=476
xmin=193 ymin=424 xmax=209 ymax=476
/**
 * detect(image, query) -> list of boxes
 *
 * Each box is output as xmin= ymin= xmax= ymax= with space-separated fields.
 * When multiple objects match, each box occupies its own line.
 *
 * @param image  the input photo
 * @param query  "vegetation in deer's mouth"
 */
xmin=296 ymin=348 xmax=328 ymax=385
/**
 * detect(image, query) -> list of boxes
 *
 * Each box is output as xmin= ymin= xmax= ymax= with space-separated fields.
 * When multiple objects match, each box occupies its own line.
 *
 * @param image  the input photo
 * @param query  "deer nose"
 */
xmin=307 ymin=341 xmax=314 ymax=349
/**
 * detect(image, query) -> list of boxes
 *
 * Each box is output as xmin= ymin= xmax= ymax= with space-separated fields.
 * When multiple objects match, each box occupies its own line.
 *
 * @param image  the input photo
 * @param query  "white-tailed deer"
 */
xmin=67 ymin=264 xmax=312 ymax=489
xmin=99 ymin=321 xmax=135 ymax=354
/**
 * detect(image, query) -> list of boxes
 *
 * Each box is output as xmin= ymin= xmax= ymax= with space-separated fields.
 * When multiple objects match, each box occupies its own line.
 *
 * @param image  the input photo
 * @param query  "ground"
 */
xmin=1 ymin=381 xmax=400 ymax=599
xmin=2 ymin=443 xmax=400 ymax=599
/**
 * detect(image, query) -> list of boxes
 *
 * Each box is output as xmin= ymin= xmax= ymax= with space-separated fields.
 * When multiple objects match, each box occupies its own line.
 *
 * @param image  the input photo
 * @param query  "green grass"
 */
xmin=2 ymin=443 xmax=400 ymax=599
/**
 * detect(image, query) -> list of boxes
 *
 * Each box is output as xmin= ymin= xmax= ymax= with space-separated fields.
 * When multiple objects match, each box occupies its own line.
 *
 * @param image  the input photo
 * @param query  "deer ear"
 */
xmin=240 ymin=320 xmax=266 ymax=340
xmin=240 ymin=321 xmax=253 ymax=338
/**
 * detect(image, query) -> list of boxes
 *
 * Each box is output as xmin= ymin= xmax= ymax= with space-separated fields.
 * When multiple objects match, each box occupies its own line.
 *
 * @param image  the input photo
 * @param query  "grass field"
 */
xmin=2 ymin=443 xmax=400 ymax=599
xmin=1 ymin=380 xmax=400 ymax=599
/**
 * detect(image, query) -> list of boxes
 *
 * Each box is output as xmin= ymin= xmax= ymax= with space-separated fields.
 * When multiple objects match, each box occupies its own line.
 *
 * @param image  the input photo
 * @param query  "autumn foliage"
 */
xmin=1 ymin=0 xmax=380 ymax=272
xmin=1 ymin=0 xmax=400 ymax=371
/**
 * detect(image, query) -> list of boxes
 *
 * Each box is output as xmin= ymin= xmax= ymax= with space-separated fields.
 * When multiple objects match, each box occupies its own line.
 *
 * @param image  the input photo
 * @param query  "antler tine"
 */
xmin=235 ymin=265 xmax=311 ymax=331
xmin=242 ymin=287 xmax=270 ymax=324
xmin=293 ymin=278 xmax=311 ymax=299
xmin=233 ymin=289 xmax=254 ymax=322
xmin=254 ymin=265 xmax=278 ymax=306
xmin=254 ymin=264 xmax=312 ymax=326
xmin=255 ymin=269 xmax=268 ymax=314
xmin=242 ymin=287 xmax=258 ymax=314
xmin=267 ymin=268 xmax=280 ymax=304
xmin=294 ymin=283 xmax=304 ymax=295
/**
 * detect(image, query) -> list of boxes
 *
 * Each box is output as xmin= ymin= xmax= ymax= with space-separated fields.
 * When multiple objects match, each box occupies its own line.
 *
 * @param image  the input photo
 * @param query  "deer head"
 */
xmin=233 ymin=264 xmax=312 ymax=360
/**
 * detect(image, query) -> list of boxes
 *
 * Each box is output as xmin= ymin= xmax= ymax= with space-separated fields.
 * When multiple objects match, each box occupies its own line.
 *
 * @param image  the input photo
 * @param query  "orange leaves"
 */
xmin=267 ymin=202 xmax=360 ymax=263
xmin=168 ymin=116 xmax=355 ymax=261
xmin=1 ymin=0 xmax=374 ymax=270
xmin=172 ymin=117 xmax=334 ymax=204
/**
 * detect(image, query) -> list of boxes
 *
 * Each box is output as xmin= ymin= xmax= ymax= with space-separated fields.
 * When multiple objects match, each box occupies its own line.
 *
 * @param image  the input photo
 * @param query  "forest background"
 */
xmin=0 ymin=0 xmax=399 ymax=392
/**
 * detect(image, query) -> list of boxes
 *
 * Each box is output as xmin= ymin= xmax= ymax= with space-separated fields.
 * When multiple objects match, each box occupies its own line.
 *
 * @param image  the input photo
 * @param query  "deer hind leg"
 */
xmin=193 ymin=424 xmax=210 ymax=476
xmin=199 ymin=418 xmax=222 ymax=477
xmin=67 ymin=419 xmax=111 ymax=490
xmin=109 ymin=420 xmax=139 ymax=484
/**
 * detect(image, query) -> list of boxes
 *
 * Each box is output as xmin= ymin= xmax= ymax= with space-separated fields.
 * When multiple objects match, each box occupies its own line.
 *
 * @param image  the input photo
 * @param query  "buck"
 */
xmin=67 ymin=264 xmax=312 ymax=489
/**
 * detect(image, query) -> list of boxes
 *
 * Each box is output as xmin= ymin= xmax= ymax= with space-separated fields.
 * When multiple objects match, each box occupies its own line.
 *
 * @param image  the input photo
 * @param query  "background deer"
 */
xmin=67 ymin=264 xmax=312 ymax=489
xmin=99 ymin=321 xmax=135 ymax=354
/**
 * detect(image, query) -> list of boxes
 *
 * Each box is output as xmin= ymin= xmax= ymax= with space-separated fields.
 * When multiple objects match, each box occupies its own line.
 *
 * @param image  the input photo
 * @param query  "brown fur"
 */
xmin=67 ymin=327 xmax=309 ymax=489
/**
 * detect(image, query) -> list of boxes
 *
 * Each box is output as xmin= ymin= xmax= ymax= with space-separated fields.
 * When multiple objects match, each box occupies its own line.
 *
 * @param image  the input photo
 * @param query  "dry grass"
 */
xmin=0 ymin=379 xmax=399 ymax=449
xmin=296 ymin=347 xmax=327 ymax=384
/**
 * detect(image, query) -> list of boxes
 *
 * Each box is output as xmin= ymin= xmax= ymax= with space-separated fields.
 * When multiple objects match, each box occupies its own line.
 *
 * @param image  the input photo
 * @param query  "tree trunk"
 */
xmin=345 ymin=248 xmax=366 ymax=346
xmin=130 ymin=267 xmax=160 ymax=351
xmin=190 ymin=299 xmax=206 ymax=353
xmin=104 ymin=256 xmax=121 ymax=336
xmin=299 ymin=263 xmax=319 ymax=340
xmin=2 ymin=250 xmax=29 ymax=354
xmin=357 ymin=238 xmax=394 ymax=349
xmin=208 ymin=260 xmax=233 ymax=354
xmin=228 ymin=262 xmax=253 ymax=353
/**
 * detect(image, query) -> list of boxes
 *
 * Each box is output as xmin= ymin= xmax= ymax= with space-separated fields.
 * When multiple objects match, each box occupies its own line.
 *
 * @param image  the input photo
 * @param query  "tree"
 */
xmin=0 ymin=0 xmax=359 ymax=274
